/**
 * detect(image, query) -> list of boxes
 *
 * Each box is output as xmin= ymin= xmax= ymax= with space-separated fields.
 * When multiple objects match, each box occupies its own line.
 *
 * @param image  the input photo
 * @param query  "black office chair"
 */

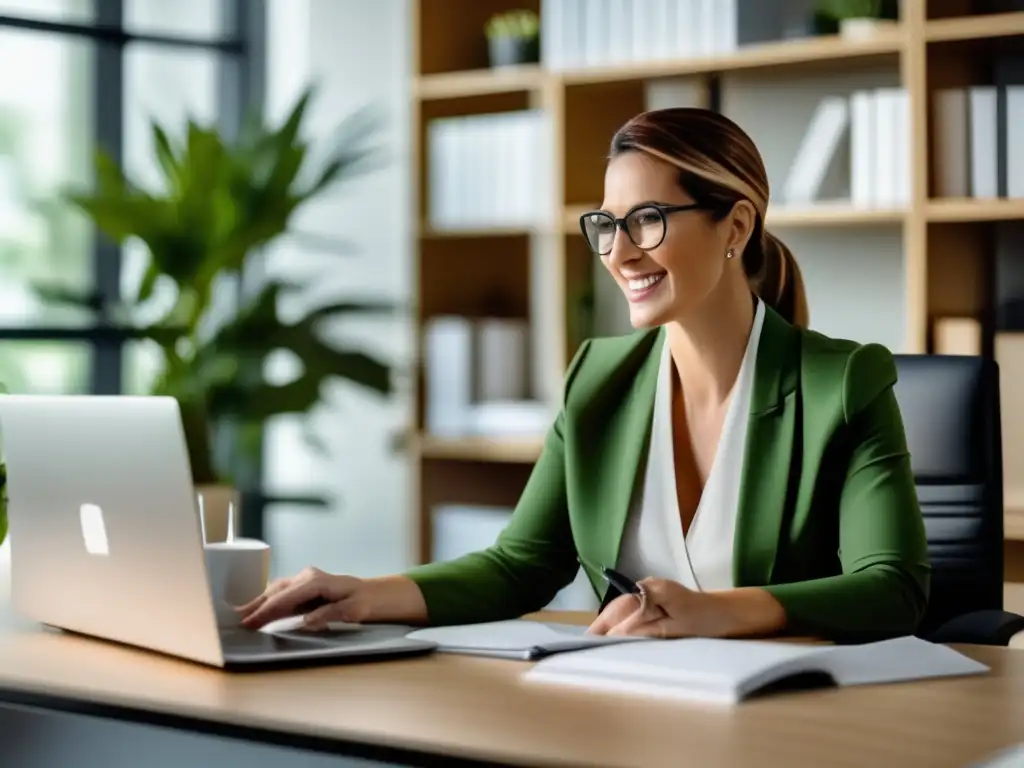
xmin=892 ymin=354 xmax=1024 ymax=645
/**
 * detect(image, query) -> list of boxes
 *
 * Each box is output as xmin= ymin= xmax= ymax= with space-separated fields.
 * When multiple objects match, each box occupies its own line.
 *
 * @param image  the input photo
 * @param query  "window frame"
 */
xmin=0 ymin=0 xmax=275 ymax=538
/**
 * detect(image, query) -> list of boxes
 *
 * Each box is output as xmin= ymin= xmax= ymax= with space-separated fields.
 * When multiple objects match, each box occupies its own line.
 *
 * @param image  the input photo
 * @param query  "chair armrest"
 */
xmin=927 ymin=610 xmax=1024 ymax=646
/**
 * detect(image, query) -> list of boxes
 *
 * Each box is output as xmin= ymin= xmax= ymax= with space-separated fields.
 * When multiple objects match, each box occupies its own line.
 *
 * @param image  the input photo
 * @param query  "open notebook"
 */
xmin=405 ymin=620 xmax=643 ymax=660
xmin=521 ymin=635 xmax=989 ymax=704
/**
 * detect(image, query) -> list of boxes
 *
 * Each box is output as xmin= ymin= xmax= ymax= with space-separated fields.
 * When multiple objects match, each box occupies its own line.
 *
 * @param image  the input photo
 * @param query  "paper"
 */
xmin=406 ymin=620 xmax=644 ymax=659
xmin=522 ymin=635 xmax=990 ymax=704
xmin=820 ymin=635 xmax=990 ymax=687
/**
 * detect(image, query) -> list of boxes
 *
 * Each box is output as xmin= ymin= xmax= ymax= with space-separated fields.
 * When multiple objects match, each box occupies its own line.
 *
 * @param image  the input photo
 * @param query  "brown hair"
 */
xmin=609 ymin=107 xmax=809 ymax=328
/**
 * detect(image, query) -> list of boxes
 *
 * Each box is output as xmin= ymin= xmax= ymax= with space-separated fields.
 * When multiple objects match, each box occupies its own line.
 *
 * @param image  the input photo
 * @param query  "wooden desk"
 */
xmin=0 ymin=608 xmax=1022 ymax=768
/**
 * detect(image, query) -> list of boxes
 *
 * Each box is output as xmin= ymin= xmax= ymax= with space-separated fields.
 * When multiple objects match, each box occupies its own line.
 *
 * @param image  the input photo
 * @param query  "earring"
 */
xmin=726 ymin=248 xmax=735 ymax=259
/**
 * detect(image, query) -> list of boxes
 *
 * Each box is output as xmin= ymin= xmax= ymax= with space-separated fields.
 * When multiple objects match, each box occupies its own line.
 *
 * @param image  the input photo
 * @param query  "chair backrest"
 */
xmin=891 ymin=354 xmax=1005 ymax=636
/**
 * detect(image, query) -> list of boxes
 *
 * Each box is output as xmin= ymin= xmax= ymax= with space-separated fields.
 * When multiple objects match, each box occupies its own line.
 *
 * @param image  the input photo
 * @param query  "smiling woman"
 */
xmin=238 ymin=107 xmax=930 ymax=647
xmin=588 ymin=108 xmax=809 ymax=332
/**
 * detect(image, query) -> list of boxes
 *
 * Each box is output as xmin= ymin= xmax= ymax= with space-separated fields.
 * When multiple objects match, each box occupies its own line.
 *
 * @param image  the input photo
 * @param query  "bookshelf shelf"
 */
xmin=409 ymin=0 xmax=1024 ymax=579
xmin=419 ymin=223 xmax=546 ymax=239
xmin=417 ymin=435 xmax=544 ymax=463
xmin=926 ymin=198 xmax=1024 ymax=223
xmin=415 ymin=64 xmax=545 ymax=100
xmin=1006 ymin=511 xmax=1024 ymax=542
xmin=925 ymin=12 xmax=1024 ymax=43
xmin=413 ymin=31 xmax=910 ymax=99
xmin=559 ymin=31 xmax=904 ymax=86
xmin=767 ymin=206 xmax=906 ymax=227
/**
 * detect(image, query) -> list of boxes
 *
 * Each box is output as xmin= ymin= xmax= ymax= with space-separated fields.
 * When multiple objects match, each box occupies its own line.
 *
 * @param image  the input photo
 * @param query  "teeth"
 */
xmin=627 ymin=274 xmax=665 ymax=291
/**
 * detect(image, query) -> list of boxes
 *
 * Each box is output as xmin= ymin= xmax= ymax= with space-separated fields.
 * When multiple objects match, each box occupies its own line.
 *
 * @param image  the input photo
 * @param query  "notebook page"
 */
xmin=406 ymin=620 xmax=641 ymax=653
xmin=523 ymin=638 xmax=832 ymax=703
xmin=821 ymin=636 xmax=990 ymax=686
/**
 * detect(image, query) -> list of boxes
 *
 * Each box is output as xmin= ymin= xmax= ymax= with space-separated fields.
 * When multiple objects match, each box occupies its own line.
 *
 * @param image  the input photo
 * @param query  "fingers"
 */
xmin=587 ymin=593 xmax=644 ymax=635
xmin=301 ymin=596 xmax=366 ymax=630
xmin=240 ymin=579 xmax=321 ymax=629
xmin=609 ymin=615 xmax=672 ymax=639
xmin=236 ymin=576 xmax=292 ymax=616
xmin=636 ymin=577 xmax=671 ymax=601
xmin=240 ymin=568 xmax=354 ymax=630
xmin=606 ymin=593 xmax=666 ymax=637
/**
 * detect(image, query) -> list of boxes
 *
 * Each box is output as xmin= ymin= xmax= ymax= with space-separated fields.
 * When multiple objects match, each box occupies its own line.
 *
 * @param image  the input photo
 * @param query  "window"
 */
xmin=0 ymin=27 xmax=93 ymax=329
xmin=124 ymin=0 xmax=225 ymax=41
xmin=0 ymin=0 xmax=92 ymax=25
xmin=0 ymin=341 xmax=91 ymax=393
xmin=0 ymin=0 xmax=263 ymax=396
xmin=0 ymin=0 xmax=271 ymax=538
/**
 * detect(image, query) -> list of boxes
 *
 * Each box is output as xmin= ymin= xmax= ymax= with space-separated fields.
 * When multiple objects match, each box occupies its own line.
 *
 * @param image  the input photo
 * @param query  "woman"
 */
xmin=239 ymin=108 xmax=930 ymax=643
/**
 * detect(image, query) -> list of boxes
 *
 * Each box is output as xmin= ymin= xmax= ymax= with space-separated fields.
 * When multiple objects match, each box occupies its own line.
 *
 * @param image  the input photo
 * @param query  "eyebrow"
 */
xmin=596 ymin=200 xmax=678 ymax=214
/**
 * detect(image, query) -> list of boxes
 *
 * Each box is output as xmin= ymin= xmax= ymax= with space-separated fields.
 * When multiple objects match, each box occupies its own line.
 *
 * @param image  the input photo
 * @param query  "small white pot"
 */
xmin=839 ymin=17 xmax=894 ymax=41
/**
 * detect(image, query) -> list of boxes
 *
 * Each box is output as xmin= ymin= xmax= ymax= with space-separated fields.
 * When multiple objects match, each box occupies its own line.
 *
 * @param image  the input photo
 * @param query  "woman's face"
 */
xmin=593 ymin=151 xmax=747 ymax=329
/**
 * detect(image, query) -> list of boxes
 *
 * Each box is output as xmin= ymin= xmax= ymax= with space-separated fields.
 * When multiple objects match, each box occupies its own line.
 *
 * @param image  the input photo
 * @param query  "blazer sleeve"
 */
xmin=402 ymin=342 xmax=592 ymax=626
xmin=762 ymin=343 xmax=931 ymax=642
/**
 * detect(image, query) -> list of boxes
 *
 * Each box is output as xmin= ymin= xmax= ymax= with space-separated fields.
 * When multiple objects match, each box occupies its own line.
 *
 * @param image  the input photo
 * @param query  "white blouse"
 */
xmin=616 ymin=299 xmax=765 ymax=592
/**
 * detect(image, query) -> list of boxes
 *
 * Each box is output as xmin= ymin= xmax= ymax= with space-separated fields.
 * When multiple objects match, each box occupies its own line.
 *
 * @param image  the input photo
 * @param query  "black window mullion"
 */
xmin=90 ymin=0 xmax=124 ymax=396
xmin=0 ymin=14 xmax=244 ymax=52
xmin=216 ymin=0 xmax=267 ymax=540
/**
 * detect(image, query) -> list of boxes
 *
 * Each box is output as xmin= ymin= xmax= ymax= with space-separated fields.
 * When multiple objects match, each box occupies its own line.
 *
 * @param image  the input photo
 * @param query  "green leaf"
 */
xmin=307 ymin=348 xmax=392 ymax=394
xmin=152 ymin=123 xmax=181 ymax=192
xmin=304 ymin=299 xmax=394 ymax=323
xmin=65 ymin=195 xmax=142 ymax=244
xmin=207 ymin=378 xmax=322 ymax=420
xmin=32 ymin=283 xmax=111 ymax=314
xmin=135 ymin=260 xmax=161 ymax=303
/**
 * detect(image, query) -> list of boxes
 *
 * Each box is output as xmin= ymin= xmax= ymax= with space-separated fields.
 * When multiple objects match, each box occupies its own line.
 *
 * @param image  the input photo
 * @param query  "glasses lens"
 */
xmin=626 ymin=207 xmax=666 ymax=250
xmin=581 ymin=212 xmax=616 ymax=255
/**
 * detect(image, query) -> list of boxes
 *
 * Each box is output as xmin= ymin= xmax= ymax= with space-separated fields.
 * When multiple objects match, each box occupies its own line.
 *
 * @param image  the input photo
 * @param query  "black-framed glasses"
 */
xmin=579 ymin=202 xmax=706 ymax=256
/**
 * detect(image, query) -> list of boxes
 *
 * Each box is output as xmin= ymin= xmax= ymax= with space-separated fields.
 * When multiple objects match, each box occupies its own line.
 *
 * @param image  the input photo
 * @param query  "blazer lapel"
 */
xmin=584 ymin=330 xmax=663 ymax=577
xmin=733 ymin=306 xmax=801 ymax=588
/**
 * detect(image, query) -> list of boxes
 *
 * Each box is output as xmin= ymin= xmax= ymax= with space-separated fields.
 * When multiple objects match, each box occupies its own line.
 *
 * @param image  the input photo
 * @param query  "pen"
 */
xmin=601 ymin=566 xmax=642 ymax=597
xmin=578 ymin=555 xmax=643 ymax=598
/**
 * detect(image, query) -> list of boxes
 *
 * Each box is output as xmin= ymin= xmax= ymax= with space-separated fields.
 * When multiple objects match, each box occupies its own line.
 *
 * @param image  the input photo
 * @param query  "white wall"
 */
xmin=262 ymin=0 xmax=415 ymax=580
xmin=721 ymin=67 xmax=907 ymax=351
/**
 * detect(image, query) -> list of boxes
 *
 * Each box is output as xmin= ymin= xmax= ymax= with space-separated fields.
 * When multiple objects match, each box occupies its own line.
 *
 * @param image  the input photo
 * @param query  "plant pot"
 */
xmin=195 ymin=483 xmax=241 ymax=543
xmin=839 ymin=17 xmax=897 ymax=41
xmin=488 ymin=35 xmax=540 ymax=68
xmin=784 ymin=11 xmax=837 ymax=39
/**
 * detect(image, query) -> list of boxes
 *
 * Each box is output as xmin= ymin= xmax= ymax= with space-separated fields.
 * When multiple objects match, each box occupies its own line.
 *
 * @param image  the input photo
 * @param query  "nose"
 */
xmin=603 ymin=227 xmax=642 ymax=270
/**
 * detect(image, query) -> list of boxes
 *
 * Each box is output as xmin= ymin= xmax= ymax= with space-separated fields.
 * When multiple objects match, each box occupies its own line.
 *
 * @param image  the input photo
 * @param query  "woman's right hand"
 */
xmin=237 ymin=568 xmax=427 ymax=630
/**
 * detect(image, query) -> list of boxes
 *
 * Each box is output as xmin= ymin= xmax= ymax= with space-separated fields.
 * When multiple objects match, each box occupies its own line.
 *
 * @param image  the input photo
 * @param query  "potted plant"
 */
xmin=818 ymin=0 xmax=895 ymax=40
xmin=485 ymin=9 xmax=540 ymax=68
xmin=37 ymin=86 xmax=394 ymax=541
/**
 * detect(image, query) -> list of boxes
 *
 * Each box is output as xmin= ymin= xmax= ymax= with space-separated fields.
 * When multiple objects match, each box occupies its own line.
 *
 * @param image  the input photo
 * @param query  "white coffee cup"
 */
xmin=204 ymin=539 xmax=270 ymax=628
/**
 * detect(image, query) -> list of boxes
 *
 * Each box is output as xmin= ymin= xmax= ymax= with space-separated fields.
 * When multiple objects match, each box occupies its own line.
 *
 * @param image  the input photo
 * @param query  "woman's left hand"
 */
xmin=586 ymin=578 xmax=721 ymax=638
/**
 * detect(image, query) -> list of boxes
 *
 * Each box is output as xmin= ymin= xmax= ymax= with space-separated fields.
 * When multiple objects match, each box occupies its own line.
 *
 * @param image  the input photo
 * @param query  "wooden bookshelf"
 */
xmin=409 ymin=0 xmax=1024 ymax=583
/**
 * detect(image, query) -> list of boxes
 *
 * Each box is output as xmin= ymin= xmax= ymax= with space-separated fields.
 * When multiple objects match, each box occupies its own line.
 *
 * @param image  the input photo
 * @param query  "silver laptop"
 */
xmin=0 ymin=395 xmax=436 ymax=669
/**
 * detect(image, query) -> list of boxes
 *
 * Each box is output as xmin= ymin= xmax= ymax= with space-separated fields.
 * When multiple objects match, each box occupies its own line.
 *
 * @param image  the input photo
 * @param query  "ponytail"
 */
xmin=742 ymin=223 xmax=809 ymax=328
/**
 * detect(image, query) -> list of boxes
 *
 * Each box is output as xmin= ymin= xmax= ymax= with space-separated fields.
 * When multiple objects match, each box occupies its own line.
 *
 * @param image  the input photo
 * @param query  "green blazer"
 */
xmin=406 ymin=305 xmax=931 ymax=642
